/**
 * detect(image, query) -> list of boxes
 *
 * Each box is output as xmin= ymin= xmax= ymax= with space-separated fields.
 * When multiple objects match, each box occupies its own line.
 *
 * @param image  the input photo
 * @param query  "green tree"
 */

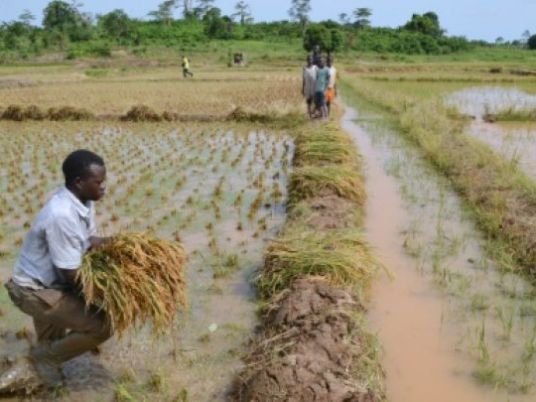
xmin=338 ymin=13 xmax=350 ymax=25
xmin=303 ymin=24 xmax=343 ymax=54
xmin=98 ymin=9 xmax=131 ymax=43
xmin=527 ymin=34 xmax=536 ymax=50
xmin=18 ymin=10 xmax=35 ymax=26
xmin=233 ymin=1 xmax=253 ymax=25
xmin=288 ymin=0 xmax=311 ymax=33
xmin=148 ymin=0 xmax=178 ymax=25
xmin=43 ymin=1 xmax=78 ymax=30
xmin=178 ymin=0 xmax=194 ymax=17
xmin=403 ymin=12 xmax=443 ymax=37
xmin=203 ymin=7 xmax=233 ymax=39
xmin=194 ymin=0 xmax=215 ymax=19
xmin=521 ymin=30 xmax=531 ymax=46
xmin=353 ymin=7 xmax=371 ymax=29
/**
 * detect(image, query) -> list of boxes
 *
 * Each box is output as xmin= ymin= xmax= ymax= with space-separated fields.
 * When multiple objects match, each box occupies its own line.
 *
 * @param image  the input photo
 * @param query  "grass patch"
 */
xmin=484 ymin=108 xmax=536 ymax=123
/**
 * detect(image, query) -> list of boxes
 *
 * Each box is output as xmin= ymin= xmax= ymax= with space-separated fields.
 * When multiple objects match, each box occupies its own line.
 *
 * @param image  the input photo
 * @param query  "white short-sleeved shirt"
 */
xmin=13 ymin=187 xmax=96 ymax=289
xmin=303 ymin=65 xmax=318 ymax=98
xmin=328 ymin=66 xmax=337 ymax=89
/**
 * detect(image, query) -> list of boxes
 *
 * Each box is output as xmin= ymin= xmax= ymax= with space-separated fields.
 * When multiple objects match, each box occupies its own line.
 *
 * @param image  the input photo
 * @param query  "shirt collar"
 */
xmin=61 ymin=186 xmax=91 ymax=219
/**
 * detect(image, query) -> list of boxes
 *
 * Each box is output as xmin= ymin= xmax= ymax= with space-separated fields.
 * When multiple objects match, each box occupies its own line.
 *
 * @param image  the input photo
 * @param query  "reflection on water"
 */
xmin=447 ymin=86 xmax=536 ymax=183
xmin=447 ymin=87 xmax=536 ymax=119
xmin=468 ymin=121 xmax=536 ymax=182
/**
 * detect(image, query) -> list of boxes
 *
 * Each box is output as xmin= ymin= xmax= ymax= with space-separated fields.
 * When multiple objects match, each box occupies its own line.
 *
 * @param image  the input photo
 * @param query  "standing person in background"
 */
xmin=314 ymin=57 xmax=331 ymax=121
xmin=182 ymin=55 xmax=194 ymax=78
xmin=302 ymin=55 xmax=318 ymax=118
xmin=326 ymin=56 xmax=337 ymax=116
xmin=312 ymin=45 xmax=322 ymax=67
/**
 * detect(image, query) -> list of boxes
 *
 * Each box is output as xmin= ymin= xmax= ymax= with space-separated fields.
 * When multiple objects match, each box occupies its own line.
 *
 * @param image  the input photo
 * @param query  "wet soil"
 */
xmin=232 ymin=277 xmax=380 ymax=402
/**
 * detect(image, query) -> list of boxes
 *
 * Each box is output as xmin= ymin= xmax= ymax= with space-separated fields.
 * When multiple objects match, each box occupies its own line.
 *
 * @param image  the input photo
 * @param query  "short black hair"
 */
xmin=62 ymin=149 xmax=105 ymax=186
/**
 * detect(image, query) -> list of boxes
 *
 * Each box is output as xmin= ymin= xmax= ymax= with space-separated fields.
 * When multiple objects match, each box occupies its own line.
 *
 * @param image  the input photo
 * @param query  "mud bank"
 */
xmin=231 ymin=120 xmax=385 ymax=401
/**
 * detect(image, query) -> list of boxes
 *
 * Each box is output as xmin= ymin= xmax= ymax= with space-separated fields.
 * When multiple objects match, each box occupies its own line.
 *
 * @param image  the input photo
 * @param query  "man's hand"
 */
xmin=56 ymin=268 xmax=79 ymax=289
xmin=89 ymin=236 xmax=110 ymax=251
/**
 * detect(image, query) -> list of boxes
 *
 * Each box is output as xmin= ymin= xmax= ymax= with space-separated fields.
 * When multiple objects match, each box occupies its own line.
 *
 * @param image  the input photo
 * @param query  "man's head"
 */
xmin=62 ymin=150 xmax=106 ymax=203
xmin=306 ymin=55 xmax=313 ymax=66
xmin=318 ymin=57 xmax=325 ymax=69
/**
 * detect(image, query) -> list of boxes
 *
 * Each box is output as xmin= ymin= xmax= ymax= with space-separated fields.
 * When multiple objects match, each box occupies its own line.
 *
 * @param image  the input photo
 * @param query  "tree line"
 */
xmin=1 ymin=0 xmax=534 ymax=62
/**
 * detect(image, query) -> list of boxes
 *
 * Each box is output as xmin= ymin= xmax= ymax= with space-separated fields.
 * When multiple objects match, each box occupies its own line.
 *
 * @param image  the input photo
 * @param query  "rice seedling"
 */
xmin=78 ymin=232 xmax=187 ymax=336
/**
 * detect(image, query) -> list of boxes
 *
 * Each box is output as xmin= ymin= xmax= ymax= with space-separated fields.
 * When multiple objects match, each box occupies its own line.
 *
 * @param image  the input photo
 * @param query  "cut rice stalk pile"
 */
xmin=78 ymin=233 xmax=187 ymax=336
xmin=258 ymin=230 xmax=383 ymax=299
xmin=289 ymin=165 xmax=366 ymax=206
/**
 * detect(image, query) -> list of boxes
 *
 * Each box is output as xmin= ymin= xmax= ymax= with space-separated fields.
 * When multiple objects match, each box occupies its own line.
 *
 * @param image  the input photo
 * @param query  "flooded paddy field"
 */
xmin=0 ymin=122 xmax=293 ymax=401
xmin=342 ymin=96 xmax=536 ymax=401
xmin=448 ymin=87 xmax=536 ymax=182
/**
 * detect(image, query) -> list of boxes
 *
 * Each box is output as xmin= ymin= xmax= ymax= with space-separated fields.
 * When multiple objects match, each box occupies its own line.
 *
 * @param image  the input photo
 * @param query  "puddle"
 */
xmin=446 ymin=86 xmax=536 ymax=183
xmin=0 ymin=125 xmax=292 ymax=401
xmin=341 ymin=104 xmax=536 ymax=401
xmin=467 ymin=121 xmax=536 ymax=183
xmin=446 ymin=87 xmax=536 ymax=119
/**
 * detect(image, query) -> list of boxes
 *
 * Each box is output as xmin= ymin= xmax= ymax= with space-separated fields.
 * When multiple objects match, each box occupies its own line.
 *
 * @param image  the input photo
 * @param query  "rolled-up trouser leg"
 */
xmin=33 ymin=292 xmax=113 ymax=365
xmin=5 ymin=280 xmax=113 ymax=365
xmin=33 ymin=317 xmax=66 ymax=343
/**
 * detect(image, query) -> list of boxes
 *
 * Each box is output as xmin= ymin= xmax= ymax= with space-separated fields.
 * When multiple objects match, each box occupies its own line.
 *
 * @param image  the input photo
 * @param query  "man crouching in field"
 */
xmin=0 ymin=150 xmax=113 ymax=394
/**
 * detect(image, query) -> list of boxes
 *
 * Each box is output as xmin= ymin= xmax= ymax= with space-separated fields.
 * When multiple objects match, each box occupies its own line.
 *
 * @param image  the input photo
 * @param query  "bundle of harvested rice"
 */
xmin=78 ymin=233 xmax=187 ymax=336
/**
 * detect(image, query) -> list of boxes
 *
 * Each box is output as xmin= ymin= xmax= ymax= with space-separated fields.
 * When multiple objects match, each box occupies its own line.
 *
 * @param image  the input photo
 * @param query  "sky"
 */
xmin=0 ymin=0 xmax=534 ymax=42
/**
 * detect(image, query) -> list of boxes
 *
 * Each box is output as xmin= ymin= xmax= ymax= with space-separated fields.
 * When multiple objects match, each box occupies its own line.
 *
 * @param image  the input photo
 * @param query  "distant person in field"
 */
xmin=182 ymin=55 xmax=194 ymax=78
xmin=312 ymin=45 xmax=322 ymax=67
xmin=0 ymin=150 xmax=113 ymax=394
xmin=326 ymin=56 xmax=337 ymax=116
xmin=302 ymin=55 xmax=318 ymax=118
xmin=314 ymin=57 xmax=331 ymax=120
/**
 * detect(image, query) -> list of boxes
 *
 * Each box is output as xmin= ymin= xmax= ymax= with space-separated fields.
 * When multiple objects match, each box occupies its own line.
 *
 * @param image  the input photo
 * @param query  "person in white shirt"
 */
xmin=302 ymin=55 xmax=318 ymax=118
xmin=326 ymin=56 xmax=337 ymax=116
xmin=1 ymin=150 xmax=113 ymax=394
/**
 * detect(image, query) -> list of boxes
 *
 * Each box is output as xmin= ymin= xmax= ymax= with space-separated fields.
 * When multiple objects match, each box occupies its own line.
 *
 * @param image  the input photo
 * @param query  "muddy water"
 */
xmin=341 ymin=105 xmax=536 ymax=401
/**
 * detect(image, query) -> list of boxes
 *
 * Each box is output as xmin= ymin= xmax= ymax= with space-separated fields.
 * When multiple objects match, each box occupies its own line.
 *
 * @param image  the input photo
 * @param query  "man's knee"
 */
xmin=88 ymin=312 xmax=114 ymax=343
xmin=94 ymin=319 xmax=114 ymax=343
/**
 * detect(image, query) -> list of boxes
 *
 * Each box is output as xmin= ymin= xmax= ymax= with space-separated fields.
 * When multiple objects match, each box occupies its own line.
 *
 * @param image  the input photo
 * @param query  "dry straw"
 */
xmin=78 ymin=233 xmax=187 ymax=336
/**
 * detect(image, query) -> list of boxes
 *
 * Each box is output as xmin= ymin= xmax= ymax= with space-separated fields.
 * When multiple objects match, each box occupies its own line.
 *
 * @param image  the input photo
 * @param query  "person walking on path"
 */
xmin=302 ymin=55 xmax=318 ymax=118
xmin=326 ymin=56 xmax=337 ymax=116
xmin=0 ymin=150 xmax=113 ymax=394
xmin=182 ymin=55 xmax=194 ymax=78
xmin=314 ymin=57 xmax=331 ymax=120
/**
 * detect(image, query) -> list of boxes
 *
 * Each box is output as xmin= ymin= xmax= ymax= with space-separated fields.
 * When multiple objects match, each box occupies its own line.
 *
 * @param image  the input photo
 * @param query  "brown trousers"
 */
xmin=5 ymin=280 xmax=113 ymax=365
